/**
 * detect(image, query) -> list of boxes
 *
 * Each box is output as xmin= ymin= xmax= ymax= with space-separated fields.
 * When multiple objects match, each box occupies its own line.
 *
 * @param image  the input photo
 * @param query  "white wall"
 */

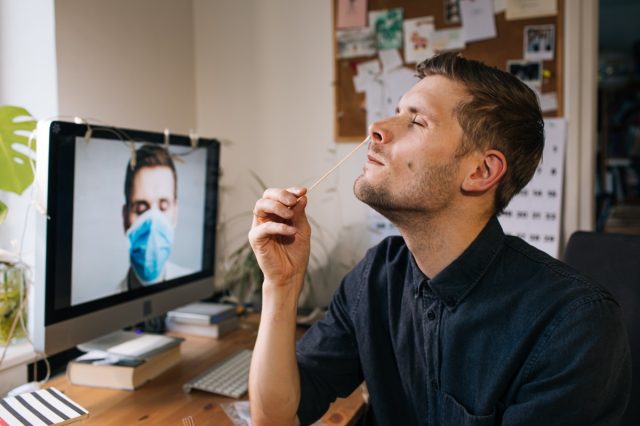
xmin=55 ymin=0 xmax=196 ymax=134
xmin=0 ymin=0 xmax=58 ymax=272
xmin=0 ymin=0 xmax=58 ymax=393
xmin=0 ymin=0 xmax=58 ymax=118
xmin=193 ymin=0 xmax=373 ymax=305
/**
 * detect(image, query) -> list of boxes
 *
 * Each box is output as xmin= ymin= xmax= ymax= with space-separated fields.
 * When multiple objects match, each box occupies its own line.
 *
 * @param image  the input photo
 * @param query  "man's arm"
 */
xmin=502 ymin=296 xmax=631 ymax=425
xmin=248 ymin=187 xmax=311 ymax=426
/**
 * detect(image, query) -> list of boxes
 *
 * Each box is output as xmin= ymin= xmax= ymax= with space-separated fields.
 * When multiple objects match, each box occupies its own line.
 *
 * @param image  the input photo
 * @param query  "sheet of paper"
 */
xmin=444 ymin=0 xmax=462 ymax=24
xmin=362 ymin=66 xmax=417 ymax=131
xmin=369 ymin=8 xmax=404 ymax=50
xmin=432 ymin=28 xmax=466 ymax=52
xmin=506 ymin=0 xmax=557 ymax=20
xmin=538 ymin=91 xmax=558 ymax=112
xmin=460 ymin=0 xmax=497 ymax=43
xmin=336 ymin=0 xmax=367 ymax=29
xmin=403 ymin=16 xmax=435 ymax=64
xmin=336 ymin=27 xmax=377 ymax=59
xmin=499 ymin=118 xmax=566 ymax=257
xmin=220 ymin=401 xmax=253 ymax=426
xmin=494 ymin=0 xmax=507 ymax=14
xmin=524 ymin=24 xmax=555 ymax=61
xmin=380 ymin=67 xmax=418 ymax=117
xmin=357 ymin=59 xmax=381 ymax=78
xmin=353 ymin=59 xmax=381 ymax=92
xmin=378 ymin=49 xmax=403 ymax=72
xmin=364 ymin=78 xmax=385 ymax=130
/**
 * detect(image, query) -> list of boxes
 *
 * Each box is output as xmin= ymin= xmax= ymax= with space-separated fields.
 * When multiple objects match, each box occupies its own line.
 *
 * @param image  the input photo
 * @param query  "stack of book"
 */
xmin=165 ymin=302 xmax=238 ymax=338
xmin=66 ymin=331 xmax=183 ymax=390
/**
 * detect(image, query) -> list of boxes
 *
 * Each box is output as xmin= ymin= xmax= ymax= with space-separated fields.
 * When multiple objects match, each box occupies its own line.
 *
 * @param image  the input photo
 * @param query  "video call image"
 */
xmin=71 ymin=138 xmax=207 ymax=306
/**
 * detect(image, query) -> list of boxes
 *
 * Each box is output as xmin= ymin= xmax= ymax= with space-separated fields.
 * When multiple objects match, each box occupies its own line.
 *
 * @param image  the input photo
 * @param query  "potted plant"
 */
xmin=219 ymin=172 xmax=332 ymax=311
xmin=0 ymin=261 xmax=28 ymax=344
xmin=0 ymin=105 xmax=37 ymax=344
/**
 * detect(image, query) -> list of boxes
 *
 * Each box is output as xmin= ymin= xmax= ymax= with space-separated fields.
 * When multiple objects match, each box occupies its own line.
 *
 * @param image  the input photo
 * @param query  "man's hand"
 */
xmin=249 ymin=187 xmax=311 ymax=293
xmin=249 ymin=187 xmax=309 ymax=426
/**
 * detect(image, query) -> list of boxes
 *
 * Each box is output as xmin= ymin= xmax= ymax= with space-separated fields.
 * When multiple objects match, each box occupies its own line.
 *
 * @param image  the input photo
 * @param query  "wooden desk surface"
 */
xmin=46 ymin=315 xmax=365 ymax=425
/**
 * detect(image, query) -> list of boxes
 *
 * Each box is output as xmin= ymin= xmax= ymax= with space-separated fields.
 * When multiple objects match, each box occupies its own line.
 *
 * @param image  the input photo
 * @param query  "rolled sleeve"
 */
xmin=296 ymin=269 xmax=365 ymax=425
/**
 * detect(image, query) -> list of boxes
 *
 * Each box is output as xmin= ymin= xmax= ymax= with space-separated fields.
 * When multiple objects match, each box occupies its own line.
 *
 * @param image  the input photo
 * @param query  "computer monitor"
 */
xmin=33 ymin=120 xmax=220 ymax=356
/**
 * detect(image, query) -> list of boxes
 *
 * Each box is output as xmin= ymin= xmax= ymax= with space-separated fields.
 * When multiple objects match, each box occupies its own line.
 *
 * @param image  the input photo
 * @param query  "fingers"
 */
xmin=265 ymin=187 xmax=307 ymax=207
xmin=252 ymin=187 xmax=308 ymax=225
xmin=250 ymin=187 xmax=309 ymax=249
xmin=249 ymin=220 xmax=297 ymax=244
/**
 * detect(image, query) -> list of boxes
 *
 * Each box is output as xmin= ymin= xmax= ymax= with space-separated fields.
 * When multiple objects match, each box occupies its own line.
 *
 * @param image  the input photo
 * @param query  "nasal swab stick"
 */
xmin=305 ymin=135 xmax=371 ymax=195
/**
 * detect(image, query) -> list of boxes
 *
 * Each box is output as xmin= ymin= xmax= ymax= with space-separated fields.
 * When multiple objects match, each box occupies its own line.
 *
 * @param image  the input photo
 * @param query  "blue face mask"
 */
xmin=127 ymin=208 xmax=174 ymax=284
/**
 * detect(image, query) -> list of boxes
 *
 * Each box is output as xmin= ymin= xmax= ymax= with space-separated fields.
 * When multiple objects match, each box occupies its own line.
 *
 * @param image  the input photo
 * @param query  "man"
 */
xmin=248 ymin=53 xmax=631 ymax=425
xmin=120 ymin=144 xmax=192 ymax=290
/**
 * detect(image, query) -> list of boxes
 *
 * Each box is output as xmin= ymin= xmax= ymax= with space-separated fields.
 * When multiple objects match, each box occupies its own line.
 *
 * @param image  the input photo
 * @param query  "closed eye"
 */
xmin=410 ymin=114 xmax=426 ymax=127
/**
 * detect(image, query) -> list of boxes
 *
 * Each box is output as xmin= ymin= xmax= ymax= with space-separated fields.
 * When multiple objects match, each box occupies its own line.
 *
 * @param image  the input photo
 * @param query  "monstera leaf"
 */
xmin=0 ymin=202 xmax=7 ymax=223
xmin=0 ymin=106 xmax=37 ymax=224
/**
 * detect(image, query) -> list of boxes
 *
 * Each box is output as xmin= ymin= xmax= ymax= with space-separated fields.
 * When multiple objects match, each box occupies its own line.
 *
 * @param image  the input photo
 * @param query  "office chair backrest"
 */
xmin=564 ymin=231 xmax=640 ymax=426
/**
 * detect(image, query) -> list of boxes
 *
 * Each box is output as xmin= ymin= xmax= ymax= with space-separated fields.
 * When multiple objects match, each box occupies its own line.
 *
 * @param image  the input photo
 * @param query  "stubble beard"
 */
xmin=353 ymin=158 xmax=460 ymax=223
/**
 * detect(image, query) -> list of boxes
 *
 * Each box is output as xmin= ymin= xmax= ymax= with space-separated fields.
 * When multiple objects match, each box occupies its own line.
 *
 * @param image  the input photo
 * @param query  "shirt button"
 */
xmin=427 ymin=310 xmax=436 ymax=321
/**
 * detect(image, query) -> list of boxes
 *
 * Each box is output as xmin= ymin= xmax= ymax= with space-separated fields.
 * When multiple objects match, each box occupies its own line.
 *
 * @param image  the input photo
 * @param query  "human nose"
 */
xmin=368 ymin=116 xmax=397 ymax=145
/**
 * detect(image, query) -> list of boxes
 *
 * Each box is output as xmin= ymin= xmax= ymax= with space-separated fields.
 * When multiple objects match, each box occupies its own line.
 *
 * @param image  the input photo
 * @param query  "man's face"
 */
xmin=123 ymin=166 xmax=177 ymax=231
xmin=354 ymin=75 xmax=470 ymax=216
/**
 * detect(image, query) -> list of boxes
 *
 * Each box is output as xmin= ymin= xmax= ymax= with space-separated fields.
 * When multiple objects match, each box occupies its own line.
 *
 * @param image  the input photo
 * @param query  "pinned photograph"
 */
xmin=336 ymin=0 xmax=367 ymax=29
xmin=369 ymin=8 xmax=404 ymax=51
xmin=336 ymin=27 xmax=377 ymax=59
xmin=524 ymin=24 xmax=555 ymax=61
xmin=403 ymin=16 xmax=435 ymax=64
xmin=444 ymin=0 xmax=462 ymax=24
xmin=507 ymin=60 xmax=542 ymax=88
xmin=432 ymin=28 xmax=466 ymax=53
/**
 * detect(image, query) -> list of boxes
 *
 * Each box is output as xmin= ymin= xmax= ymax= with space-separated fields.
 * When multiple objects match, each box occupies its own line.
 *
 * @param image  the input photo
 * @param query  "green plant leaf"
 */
xmin=0 ymin=106 xmax=37 ymax=195
xmin=0 ymin=201 xmax=7 ymax=224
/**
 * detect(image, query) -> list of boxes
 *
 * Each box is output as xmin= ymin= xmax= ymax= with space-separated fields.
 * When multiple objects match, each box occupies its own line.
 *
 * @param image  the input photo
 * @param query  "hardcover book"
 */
xmin=66 ymin=344 xmax=181 ymax=390
xmin=166 ymin=302 xmax=236 ymax=325
xmin=166 ymin=315 xmax=239 ymax=338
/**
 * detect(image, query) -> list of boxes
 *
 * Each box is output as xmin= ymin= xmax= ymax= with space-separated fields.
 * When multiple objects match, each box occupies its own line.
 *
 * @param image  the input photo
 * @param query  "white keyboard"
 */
xmin=183 ymin=349 xmax=252 ymax=398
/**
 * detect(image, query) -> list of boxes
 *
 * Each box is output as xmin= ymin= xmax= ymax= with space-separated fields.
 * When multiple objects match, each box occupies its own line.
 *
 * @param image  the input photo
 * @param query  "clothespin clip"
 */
xmin=189 ymin=129 xmax=199 ymax=149
xmin=129 ymin=143 xmax=137 ymax=170
xmin=164 ymin=128 xmax=170 ymax=147
xmin=73 ymin=117 xmax=92 ymax=143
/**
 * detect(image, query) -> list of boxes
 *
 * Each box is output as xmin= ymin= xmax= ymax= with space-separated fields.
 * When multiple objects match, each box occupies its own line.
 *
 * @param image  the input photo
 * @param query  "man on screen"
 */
xmin=120 ymin=144 xmax=193 ymax=290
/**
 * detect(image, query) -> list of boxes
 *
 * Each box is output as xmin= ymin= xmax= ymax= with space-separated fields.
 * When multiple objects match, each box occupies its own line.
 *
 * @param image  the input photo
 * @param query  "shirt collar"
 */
xmin=408 ymin=216 xmax=505 ymax=308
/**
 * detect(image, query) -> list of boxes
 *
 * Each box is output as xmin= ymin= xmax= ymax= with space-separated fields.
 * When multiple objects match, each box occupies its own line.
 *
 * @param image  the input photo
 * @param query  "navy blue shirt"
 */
xmin=296 ymin=217 xmax=631 ymax=425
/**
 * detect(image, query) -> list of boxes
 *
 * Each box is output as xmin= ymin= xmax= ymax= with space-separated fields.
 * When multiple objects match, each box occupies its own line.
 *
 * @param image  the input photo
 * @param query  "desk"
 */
xmin=46 ymin=315 xmax=366 ymax=425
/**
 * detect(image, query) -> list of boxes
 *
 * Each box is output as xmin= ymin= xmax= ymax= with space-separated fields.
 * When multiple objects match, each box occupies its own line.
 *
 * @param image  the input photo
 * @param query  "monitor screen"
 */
xmin=34 ymin=120 xmax=220 ymax=356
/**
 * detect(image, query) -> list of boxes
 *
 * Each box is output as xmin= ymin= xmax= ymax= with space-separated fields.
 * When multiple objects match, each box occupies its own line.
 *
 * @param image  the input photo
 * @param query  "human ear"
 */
xmin=461 ymin=149 xmax=507 ymax=193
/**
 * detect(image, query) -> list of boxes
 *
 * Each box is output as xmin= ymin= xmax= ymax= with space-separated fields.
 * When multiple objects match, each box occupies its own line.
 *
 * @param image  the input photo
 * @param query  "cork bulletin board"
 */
xmin=333 ymin=0 xmax=564 ymax=142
